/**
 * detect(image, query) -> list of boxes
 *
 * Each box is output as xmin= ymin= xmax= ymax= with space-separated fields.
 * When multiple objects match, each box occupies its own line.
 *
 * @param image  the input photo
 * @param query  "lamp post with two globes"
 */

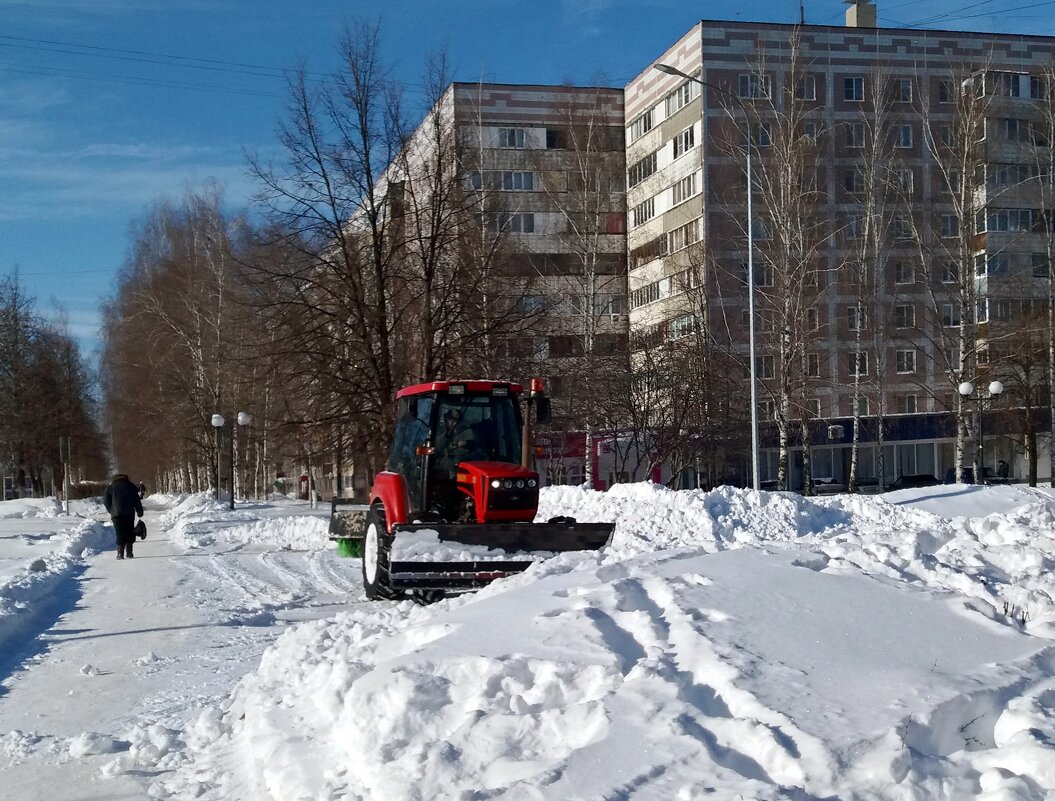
xmin=957 ymin=380 xmax=1003 ymax=483
xmin=211 ymin=411 xmax=252 ymax=509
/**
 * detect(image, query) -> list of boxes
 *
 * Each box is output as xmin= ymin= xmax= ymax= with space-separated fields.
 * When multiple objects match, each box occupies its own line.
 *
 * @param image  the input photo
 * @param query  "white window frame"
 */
xmin=739 ymin=73 xmax=772 ymax=99
xmin=894 ymin=304 xmax=915 ymax=328
xmin=795 ymin=75 xmax=817 ymax=101
xmin=501 ymin=171 xmax=534 ymax=191
xmin=672 ymin=125 xmax=695 ymax=159
xmin=896 ymin=349 xmax=917 ymax=374
xmin=844 ymin=76 xmax=865 ymax=102
xmin=497 ymin=128 xmax=526 ymax=148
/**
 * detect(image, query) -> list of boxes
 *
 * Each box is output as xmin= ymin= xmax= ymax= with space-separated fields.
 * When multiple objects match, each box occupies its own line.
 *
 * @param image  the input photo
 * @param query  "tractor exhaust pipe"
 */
xmin=521 ymin=378 xmax=551 ymax=471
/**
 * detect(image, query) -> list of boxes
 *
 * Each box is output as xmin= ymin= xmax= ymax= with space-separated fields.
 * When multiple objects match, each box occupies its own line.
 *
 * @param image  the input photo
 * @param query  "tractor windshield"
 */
xmin=431 ymin=393 xmax=522 ymax=477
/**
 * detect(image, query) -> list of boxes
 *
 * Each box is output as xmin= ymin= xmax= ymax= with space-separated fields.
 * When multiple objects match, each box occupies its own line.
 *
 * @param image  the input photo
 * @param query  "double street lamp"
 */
xmin=211 ymin=411 xmax=252 ymax=509
xmin=957 ymin=380 xmax=1003 ymax=483
xmin=653 ymin=63 xmax=760 ymax=491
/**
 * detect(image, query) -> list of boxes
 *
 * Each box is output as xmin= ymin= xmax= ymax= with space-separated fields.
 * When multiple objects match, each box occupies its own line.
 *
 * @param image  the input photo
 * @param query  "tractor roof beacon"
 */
xmin=330 ymin=378 xmax=614 ymax=600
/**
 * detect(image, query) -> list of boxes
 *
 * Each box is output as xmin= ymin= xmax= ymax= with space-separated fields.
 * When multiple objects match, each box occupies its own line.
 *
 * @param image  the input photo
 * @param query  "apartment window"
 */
xmin=895 ymin=168 xmax=914 ymax=193
xmin=806 ymin=353 xmax=821 ymax=378
xmin=991 ymin=71 xmax=1024 ymax=97
xmin=1031 ymin=75 xmax=1052 ymax=100
xmin=631 ymin=196 xmax=655 ymax=227
xmin=894 ymin=304 xmax=915 ymax=328
xmin=855 ymin=396 xmax=870 ymax=416
xmin=666 ymin=79 xmax=701 ymax=116
xmin=672 ymin=125 xmax=695 ymax=159
xmin=501 ymin=171 xmax=534 ymax=191
xmin=985 ymin=208 xmax=1034 ymax=232
xmin=988 ymin=254 xmax=1010 ymax=276
xmin=849 ymin=351 xmax=869 ymax=376
xmin=739 ymin=73 xmax=772 ymax=99
xmin=806 ymin=307 xmax=820 ymax=330
xmin=896 ymin=395 xmax=918 ymax=414
xmin=742 ymin=261 xmax=775 ymax=287
xmin=894 ymin=261 xmax=914 ymax=284
xmin=942 ymin=262 xmax=959 ymax=283
xmin=757 ymin=354 xmax=775 ymax=380
xmin=942 ymin=303 xmax=961 ymax=327
xmin=807 ymin=398 xmax=822 ymax=419
xmin=1032 ymin=253 xmax=1051 ymax=278
xmin=546 ymin=128 xmax=566 ymax=149
xmin=803 ymin=120 xmax=819 ymax=140
xmin=847 ymin=305 xmax=866 ymax=331
xmin=795 ymin=75 xmax=817 ymax=101
xmin=759 ymin=400 xmax=777 ymax=420
xmin=468 ymin=172 xmax=483 ymax=190
xmin=1002 ymin=118 xmax=1029 ymax=142
xmin=627 ymin=110 xmax=654 ymax=144
xmin=894 ymin=78 xmax=913 ymax=103
xmin=497 ymin=128 xmax=526 ymax=148
xmin=940 ymin=125 xmax=955 ymax=147
xmin=992 ymin=299 xmax=1013 ymax=321
xmin=940 ymin=215 xmax=959 ymax=238
xmin=845 ymin=213 xmax=864 ymax=240
xmin=977 ymin=299 xmax=989 ymax=323
xmin=504 ymin=212 xmax=534 ymax=233
xmin=627 ymin=151 xmax=658 ymax=188
xmin=894 ymin=215 xmax=912 ymax=240
xmin=892 ymin=124 xmax=912 ymax=149
xmin=753 ymin=123 xmax=772 ymax=148
xmin=671 ymin=173 xmax=698 ymax=205
xmin=845 ymin=122 xmax=865 ymax=148
xmin=487 ymin=212 xmax=535 ymax=233
xmin=668 ymin=218 xmax=700 ymax=252
xmin=844 ymin=76 xmax=865 ymax=101
xmin=844 ymin=168 xmax=865 ymax=193
xmin=896 ymin=349 xmax=917 ymax=374
xmin=939 ymin=80 xmax=953 ymax=103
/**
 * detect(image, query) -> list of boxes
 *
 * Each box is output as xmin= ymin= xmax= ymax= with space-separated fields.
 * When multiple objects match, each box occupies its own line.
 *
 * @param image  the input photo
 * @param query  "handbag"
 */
xmin=134 ymin=520 xmax=147 ymax=540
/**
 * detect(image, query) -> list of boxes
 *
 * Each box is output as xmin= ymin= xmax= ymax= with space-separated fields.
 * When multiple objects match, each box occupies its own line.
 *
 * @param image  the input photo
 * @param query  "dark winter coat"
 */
xmin=104 ymin=474 xmax=144 ymax=519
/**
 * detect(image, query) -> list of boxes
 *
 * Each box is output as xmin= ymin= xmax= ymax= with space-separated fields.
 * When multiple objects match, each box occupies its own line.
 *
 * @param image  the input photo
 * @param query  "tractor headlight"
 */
xmin=515 ymin=479 xmax=525 ymax=489
xmin=490 ymin=479 xmax=501 ymax=489
xmin=503 ymin=480 xmax=514 ymax=489
xmin=527 ymin=479 xmax=537 ymax=488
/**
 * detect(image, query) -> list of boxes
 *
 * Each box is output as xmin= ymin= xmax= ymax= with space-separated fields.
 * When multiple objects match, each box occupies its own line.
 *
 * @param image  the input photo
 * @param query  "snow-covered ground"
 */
xmin=2 ymin=484 xmax=1055 ymax=800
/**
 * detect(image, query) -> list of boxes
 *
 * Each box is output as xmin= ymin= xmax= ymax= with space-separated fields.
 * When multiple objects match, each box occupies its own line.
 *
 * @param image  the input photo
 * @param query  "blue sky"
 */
xmin=2 ymin=0 xmax=1053 ymax=355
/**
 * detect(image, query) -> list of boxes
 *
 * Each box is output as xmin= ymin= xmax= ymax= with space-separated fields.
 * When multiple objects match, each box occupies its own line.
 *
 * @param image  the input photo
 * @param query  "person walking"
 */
xmin=104 ymin=473 xmax=144 ymax=560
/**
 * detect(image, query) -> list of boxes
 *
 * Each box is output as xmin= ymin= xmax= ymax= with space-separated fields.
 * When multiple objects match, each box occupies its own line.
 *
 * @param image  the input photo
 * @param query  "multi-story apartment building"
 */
xmin=623 ymin=1 xmax=1055 ymax=488
xmin=326 ymin=82 xmax=629 ymax=496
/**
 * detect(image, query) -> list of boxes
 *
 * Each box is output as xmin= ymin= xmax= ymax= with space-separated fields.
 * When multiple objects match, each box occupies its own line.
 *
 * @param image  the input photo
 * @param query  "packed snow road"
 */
xmin=0 ymin=494 xmax=369 ymax=801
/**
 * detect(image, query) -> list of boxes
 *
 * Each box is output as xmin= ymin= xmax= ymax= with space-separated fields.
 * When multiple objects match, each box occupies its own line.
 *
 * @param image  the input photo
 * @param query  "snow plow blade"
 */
xmin=388 ymin=521 xmax=613 ymax=591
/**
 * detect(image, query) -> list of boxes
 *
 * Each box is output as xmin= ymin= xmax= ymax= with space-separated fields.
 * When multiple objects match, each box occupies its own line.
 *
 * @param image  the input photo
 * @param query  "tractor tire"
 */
xmin=362 ymin=506 xmax=398 ymax=601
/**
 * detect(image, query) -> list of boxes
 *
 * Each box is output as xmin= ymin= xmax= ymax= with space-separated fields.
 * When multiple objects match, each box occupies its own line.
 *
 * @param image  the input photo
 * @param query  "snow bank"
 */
xmin=152 ymin=483 xmax=1055 ymax=800
xmin=0 ymin=518 xmax=110 ymax=651
xmin=219 ymin=516 xmax=330 ymax=551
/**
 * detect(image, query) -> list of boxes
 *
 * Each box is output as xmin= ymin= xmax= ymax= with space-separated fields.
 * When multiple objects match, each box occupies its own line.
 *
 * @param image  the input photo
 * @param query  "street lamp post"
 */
xmin=210 ymin=414 xmax=224 ymax=501
xmin=957 ymin=380 xmax=1004 ymax=483
xmin=654 ymin=63 xmax=760 ymax=491
xmin=210 ymin=412 xmax=252 ymax=508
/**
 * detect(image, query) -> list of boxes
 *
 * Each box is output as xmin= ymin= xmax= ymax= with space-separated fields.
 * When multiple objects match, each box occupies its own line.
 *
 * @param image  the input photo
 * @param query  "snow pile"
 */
xmin=391 ymin=528 xmax=555 ymax=562
xmin=0 ymin=517 xmax=110 ymax=650
xmin=145 ymin=483 xmax=1055 ymax=801
xmin=161 ymin=493 xmax=258 ymax=549
xmin=218 ymin=516 xmax=331 ymax=551
xmin=0 ymin=497 xmax=64 ymax=519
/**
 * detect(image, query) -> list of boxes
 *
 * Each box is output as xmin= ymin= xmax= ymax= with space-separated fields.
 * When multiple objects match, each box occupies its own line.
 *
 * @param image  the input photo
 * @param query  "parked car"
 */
xmin=888 ymin=473 xmax=940 ymax=491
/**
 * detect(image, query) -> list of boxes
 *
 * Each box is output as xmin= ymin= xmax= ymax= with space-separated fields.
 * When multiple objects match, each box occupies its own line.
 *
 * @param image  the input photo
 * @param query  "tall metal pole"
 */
xmin=229 ymin=423 xmax=235 ymax=510
xmin=214 ymin=426 xmax=221 ymax=501
xmin=747 ymin=147 xmax=760 ymax=491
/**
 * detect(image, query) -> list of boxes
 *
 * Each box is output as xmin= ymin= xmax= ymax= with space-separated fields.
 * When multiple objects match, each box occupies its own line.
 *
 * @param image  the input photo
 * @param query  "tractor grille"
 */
xmin=487 ymin=486 xmax=539 ymax=511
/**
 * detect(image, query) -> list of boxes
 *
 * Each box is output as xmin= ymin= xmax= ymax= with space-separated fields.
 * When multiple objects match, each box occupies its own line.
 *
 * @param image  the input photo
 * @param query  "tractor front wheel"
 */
xmin=362 ymin=507 xmax=397 ymax=601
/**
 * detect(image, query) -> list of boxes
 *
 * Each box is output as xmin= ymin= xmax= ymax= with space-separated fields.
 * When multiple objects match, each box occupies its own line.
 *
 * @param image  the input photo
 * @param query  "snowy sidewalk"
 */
xmin=0 ymin=502 xmax=366 ymax=801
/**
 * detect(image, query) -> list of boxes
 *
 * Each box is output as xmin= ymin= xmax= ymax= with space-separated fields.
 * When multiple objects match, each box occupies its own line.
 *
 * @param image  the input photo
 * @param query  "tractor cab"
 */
xmin=331 ymin=377 xmax=612 ymax=600
xmin=389 ymin=381 xmax=542 ymax=523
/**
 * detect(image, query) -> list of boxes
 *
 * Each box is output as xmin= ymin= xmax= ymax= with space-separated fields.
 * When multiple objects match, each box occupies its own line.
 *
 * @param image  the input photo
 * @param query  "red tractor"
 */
xmin=331 ymin=379 xmax=613 ymax=599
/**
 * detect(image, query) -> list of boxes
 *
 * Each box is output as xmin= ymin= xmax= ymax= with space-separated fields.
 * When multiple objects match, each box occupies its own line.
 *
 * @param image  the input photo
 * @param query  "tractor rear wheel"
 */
xmin=362 ymin=507 xmax=397 ymax=600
